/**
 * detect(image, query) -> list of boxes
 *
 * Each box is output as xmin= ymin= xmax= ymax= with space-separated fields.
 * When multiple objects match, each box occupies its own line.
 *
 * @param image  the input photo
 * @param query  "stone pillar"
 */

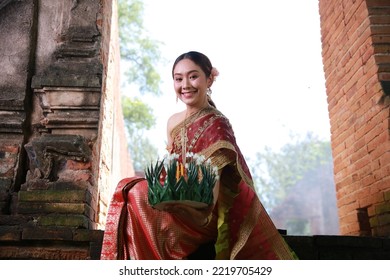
xmin=26 ymin=0 xmax=103 ymax=231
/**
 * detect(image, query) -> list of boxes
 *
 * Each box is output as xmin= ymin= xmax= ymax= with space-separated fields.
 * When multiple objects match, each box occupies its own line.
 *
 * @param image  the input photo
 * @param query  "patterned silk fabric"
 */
xmin=100 ymin=107 xmax=297 ymax=260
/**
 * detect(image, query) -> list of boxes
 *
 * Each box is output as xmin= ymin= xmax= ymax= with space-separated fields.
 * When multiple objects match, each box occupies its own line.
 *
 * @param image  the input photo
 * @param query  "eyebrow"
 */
xmin=173 ymin=69 xmax=200 ymax=76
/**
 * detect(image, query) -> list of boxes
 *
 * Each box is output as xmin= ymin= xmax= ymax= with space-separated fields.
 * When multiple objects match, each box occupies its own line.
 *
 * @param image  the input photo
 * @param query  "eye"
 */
xmin=190 ymin=75 xmax=198 ymax=80
xmin=174 ymin=77 xmax=182 ymax=82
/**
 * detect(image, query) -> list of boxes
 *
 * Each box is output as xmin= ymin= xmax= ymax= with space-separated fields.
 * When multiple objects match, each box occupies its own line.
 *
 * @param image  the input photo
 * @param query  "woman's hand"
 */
xmin=163 ymin=203 xmax=214 ymax=227
xmin=163 ymin=170 xmax=221 ymax=227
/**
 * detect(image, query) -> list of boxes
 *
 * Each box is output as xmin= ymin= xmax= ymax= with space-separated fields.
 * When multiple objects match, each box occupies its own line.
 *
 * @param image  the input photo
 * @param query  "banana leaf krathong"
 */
xmin=145 ymin=153 xmax=218 ymax=208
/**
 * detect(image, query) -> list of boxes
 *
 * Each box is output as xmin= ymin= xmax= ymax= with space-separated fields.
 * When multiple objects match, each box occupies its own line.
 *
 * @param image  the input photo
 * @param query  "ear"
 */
xmin=207 ymin=76 xmax=214 ymax=88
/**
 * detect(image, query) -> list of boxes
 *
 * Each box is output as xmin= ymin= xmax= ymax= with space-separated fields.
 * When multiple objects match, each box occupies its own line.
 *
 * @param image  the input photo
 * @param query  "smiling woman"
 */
xmin=116 ymin=0 xmax=334 ymax=238
xmin=101 ymin=51 xmax=298 ymax=259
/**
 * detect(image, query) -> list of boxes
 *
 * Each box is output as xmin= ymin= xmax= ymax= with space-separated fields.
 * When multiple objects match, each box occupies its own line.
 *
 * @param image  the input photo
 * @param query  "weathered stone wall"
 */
xmin=0 ymin=0 xmax=132 ymax=259
xmin=0 ymin=0 xmax=35 ymax=213
xmin=96 ymin=0 xmax=134 ymax=229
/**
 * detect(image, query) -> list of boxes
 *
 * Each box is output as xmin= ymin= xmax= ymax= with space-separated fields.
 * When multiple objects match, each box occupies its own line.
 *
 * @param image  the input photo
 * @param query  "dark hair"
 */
xmin=172 ymin=51 xmax=213 ymax=78
xmin=172 ymin=51 xmax=216 ymax=108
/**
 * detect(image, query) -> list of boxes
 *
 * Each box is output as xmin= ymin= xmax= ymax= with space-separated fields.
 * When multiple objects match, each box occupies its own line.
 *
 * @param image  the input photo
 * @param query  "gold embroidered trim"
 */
xmin=171 ymin=107 xmax=226 ymax=156
xmin=201 ymin=140 xmax=254 ymax=189
xmin=170 ymin=107 xmax=217 ymax=140
xmin=208 ymin=149 xmax=234 ymax=170
xmin=230 ymin=198 xmax=260 ymax=259
xmin=171 ymin=107 xmax=220 ymax=155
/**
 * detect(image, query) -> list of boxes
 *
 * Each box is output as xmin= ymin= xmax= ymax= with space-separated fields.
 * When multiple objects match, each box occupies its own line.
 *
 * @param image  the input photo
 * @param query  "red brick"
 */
xmin=371 ymin=177 xmax=390 ymax=193
xmin=339 ymin=201 xmax=360 ymax=217
xmin=361 ymin=174 xmax=376 ymax=187
xmin=1 ymin=144 xmax=20 ymax=154
xmin=367 ymin=131 xmax=388 ymax=153
xmin=360 ymin=190 xmax=385 ymax=207
xmin=65 ymin=160 xmax=92 ymax=171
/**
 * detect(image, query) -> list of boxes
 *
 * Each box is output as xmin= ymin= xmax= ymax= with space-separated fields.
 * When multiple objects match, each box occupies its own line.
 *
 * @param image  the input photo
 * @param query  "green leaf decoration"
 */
xmin=145 ymin=153 xmax=217 ymax=206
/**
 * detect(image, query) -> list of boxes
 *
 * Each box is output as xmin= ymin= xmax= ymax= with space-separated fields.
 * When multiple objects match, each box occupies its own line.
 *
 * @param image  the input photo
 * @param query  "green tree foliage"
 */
xmin=122 ymin=96 xmax=158 ymax=171
xmin=122 ymin=96 xmax=155 ymax=135
xmin=249 ymin=132 xmax=333 ymax=211
xmin=118 ymin=0 xmax=162 ymax=95
xmin=118 ymin=0 xmax=163 ymax=171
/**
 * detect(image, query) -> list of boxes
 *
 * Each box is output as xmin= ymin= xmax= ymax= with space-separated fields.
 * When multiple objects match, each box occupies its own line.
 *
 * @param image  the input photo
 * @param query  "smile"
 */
xmin=181 ymin=91 xmax=196 ymax=97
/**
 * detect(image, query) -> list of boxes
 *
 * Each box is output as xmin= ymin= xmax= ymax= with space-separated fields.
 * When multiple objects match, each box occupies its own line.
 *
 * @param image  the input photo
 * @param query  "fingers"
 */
xmin=160 ymin=203 xmax=214 ymax=227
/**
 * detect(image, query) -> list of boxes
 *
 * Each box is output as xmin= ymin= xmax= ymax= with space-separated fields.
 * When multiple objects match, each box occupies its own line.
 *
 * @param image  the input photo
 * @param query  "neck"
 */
xmin=186 ymin=103 xmax=210 ymax=116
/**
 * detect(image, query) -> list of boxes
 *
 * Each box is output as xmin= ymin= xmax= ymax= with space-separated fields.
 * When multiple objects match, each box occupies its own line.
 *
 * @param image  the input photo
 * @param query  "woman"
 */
xmin=100 ymin=51 xmax=297 ymax=260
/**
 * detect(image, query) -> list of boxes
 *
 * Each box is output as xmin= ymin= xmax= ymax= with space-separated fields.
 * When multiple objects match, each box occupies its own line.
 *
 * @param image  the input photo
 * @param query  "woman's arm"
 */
xmin=162 ymin=169 xmax=221 ymax=227
xmin=166 ymin=116 xmax=173 ymax=152
xmin=166 ymin=111 xmax=185 ymax=152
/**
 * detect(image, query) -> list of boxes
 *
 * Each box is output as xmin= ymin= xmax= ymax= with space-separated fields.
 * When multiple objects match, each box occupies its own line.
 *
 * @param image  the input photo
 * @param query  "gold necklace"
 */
xmin=180 ymin=106 xmax=209 ymax=162
xmin=181 ymin=111 xmax=189 ymax=163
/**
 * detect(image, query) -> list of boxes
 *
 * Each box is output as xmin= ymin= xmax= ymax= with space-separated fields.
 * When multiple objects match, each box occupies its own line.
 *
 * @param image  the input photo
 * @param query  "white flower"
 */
xmin=186 ymin=152 xmax=194 ymax=158
xmin=196 ymin=156 xmax=204 ymax=165
xmin=165 ymin=153 xmax=179 ymax=163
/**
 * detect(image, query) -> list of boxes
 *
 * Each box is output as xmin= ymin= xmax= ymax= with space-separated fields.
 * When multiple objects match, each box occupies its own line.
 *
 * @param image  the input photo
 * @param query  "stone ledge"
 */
xmin=285 ymin=235 xmax=390 ymax=260
xmin=0 ymin=226 xmax=104 ymax=260
xmin=1 ymin=223 xmax=390 ymax=260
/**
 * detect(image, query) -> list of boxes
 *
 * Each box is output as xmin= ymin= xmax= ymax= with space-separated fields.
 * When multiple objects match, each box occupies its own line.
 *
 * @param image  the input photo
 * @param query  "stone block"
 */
xmin=21 ymin=180 xmax=91 ymax=191
xmin=0 ymin=178 xmax=12 ymax=191
xmin=36 ymin=87 xmax=100 ymax=108
xmin=0 ymin=214 xmax=31 ymax=225
xmin=32 ymin=74 xmax=101 ymax=89
xmin=18 ymin=189 xmax=92 ymax=204
xmin=24 ymin=134 xmax=92 ymax=181
xmin=17 ymin=202 xmax=91 ymax=215
xmin=38 ymin=214 xmax=91 ymax=228
xmin=0 ymin=245 xmax=90 ymax=260
xmin=73 ymin=229 xmax=104 ymax=242
xmin=22 ymin=227 xmax=73 ymax=241
xmin=0 ymin=226 xmax=21 ymax=241
xmin=57 ymin=169 xmax=92 ymax=182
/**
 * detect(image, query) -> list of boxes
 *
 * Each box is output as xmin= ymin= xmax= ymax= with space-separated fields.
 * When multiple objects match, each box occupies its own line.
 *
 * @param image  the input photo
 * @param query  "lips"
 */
xmin=181 ymin=91 xmax=196 ymax=98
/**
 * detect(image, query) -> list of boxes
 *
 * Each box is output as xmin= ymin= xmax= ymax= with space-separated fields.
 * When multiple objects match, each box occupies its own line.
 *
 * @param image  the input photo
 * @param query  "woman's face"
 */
xmin=173 ymin=58 xmax=211 ymax=108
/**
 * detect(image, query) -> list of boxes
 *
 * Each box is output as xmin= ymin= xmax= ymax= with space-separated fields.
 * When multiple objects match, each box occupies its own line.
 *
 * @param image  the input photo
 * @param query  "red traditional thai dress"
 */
xmin=100 ymin=107 xmax=296 ymax=260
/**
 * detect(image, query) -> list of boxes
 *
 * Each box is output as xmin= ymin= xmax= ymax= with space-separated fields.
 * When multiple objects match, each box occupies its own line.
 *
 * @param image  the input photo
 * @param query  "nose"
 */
xmin=182 ymin=77 xmax=190 ymax=89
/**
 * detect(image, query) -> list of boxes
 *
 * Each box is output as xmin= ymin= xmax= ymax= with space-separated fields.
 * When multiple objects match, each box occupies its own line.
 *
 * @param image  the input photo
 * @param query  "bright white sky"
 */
xmin=126 ymin=0 xmax=331 ymax=160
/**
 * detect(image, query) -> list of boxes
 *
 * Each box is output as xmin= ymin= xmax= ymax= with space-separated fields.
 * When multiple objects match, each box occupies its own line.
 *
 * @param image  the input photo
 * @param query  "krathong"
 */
xmin=145 ymin=152 xmax=218 ymax=209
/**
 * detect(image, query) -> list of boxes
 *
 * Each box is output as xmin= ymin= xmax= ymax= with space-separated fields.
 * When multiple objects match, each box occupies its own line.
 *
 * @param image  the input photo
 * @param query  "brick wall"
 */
xmin=319 ymin=0 xmax=390 ymax=236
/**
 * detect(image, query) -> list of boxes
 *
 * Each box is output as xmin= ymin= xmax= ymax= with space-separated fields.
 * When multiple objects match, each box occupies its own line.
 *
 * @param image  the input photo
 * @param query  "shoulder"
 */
xmin=167 ymin=110 xmax=186 ymax=132
xmin=210 ymin=108 xmax=232 ymax=128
